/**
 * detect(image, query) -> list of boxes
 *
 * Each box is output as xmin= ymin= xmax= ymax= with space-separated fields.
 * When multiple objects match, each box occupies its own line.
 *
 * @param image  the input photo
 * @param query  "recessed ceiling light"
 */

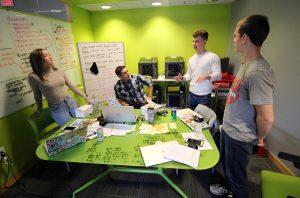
xmin=152 ymin=2 xmax=162 ymax=6
xmin=101 ymin=5 xmax=111 ymax=9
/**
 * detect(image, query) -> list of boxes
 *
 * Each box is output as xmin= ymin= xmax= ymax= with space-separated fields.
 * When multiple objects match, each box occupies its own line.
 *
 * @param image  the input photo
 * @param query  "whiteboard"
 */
xmin=77 ymin=42 xmax=125 ymax=102
xmin=0 ymin=9 xmax=78 ymax=118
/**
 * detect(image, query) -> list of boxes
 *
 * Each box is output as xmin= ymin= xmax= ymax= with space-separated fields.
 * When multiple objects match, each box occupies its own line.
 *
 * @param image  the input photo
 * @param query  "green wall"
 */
xmin=90 ymin=4 xmax=231 ymax=74
xmin=0 ymin=5 xmax=92 ymax=186
xmin=70 ymin=4 xmax=94 ymax=103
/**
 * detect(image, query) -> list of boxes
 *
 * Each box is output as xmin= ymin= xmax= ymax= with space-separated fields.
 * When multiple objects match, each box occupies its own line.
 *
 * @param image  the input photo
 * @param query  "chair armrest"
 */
xmin=278 ymin=152 xmax=300 ymax=170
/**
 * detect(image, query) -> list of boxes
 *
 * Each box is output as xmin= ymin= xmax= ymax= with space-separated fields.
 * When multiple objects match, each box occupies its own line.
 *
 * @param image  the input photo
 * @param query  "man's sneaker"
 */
xmin=209 ymin=184 xmax=232 ymax=197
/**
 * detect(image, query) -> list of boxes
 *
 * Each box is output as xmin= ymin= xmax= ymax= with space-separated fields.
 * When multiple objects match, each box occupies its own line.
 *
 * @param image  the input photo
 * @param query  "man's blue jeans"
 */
xmin=188 ymin=92 xmax=211 ymax=110
xmin=220 ymin=130 xmax=254 ymax=198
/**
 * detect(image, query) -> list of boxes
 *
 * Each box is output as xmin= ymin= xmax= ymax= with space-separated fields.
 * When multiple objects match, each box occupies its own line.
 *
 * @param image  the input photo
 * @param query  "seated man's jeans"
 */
xmin=48 ymin=96 xmax=78 ymax=126
xmin=188 ymin=92 xmax=211 ymax=110
xmin=220 ymin=130 xmax=254 ymax=198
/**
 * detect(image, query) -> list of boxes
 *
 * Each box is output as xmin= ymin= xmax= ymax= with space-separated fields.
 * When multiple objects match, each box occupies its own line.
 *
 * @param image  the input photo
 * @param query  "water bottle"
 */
xmin=171 ymin=108 xmax=177 ymax=120
xmin=147 ymin=107 xmax=155 ymax=124
xmin=92 ymin=95 xmax=99 ymax=114
xmin=96 ymin=127 xmax=104 ymax=142
xmin=193 ymin=115 xmax=204 ymax=135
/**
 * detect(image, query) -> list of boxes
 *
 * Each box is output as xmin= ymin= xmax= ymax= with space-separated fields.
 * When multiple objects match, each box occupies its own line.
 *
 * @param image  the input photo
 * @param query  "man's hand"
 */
xmin=196 ymin=74 xmax=210 ymax=83
xmin=257 ymin=138 xmax=265 ymax=146
xmin=175 ymin=73 xmax=183 ymax=83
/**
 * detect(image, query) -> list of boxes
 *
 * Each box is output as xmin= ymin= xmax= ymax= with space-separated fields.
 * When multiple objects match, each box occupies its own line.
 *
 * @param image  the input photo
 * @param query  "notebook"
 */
xmin=44 ymin=126 xmax=88 ymax=156
xmin=101 ymin=105 xmax=136 ymax=123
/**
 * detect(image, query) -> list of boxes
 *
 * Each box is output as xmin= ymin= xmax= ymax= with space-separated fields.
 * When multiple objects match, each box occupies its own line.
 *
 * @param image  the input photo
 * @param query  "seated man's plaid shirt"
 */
xmin=114 ymin=74 xmax=152 ymax=108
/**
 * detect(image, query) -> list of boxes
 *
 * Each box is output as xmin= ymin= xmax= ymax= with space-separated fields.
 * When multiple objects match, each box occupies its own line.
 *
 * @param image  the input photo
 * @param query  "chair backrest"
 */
xmin=27 ymin=107 xmax=60 ymax=144
xmin=194 ymin=104 xmax=217 ymax=131
xmin=261 ymin=170 xmax=300 ymax=198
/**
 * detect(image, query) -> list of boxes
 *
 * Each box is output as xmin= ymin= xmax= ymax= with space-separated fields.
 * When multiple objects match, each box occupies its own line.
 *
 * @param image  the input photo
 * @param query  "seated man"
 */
xmin=114 ymin=66 xmax=153 ymax=108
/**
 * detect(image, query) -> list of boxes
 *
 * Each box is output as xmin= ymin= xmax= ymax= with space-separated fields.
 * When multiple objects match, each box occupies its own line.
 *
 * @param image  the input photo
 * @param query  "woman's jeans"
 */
xmin=48 ymin=96 xmax=78 ymax=126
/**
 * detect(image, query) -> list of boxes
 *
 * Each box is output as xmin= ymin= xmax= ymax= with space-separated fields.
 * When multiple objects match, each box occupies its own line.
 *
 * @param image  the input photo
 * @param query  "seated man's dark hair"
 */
xmin=115 ymin=66 xmax=126 ymax=77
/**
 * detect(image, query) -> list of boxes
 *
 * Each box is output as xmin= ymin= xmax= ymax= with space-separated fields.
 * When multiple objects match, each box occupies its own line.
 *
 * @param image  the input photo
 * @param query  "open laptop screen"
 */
xmin=102 ymin=106 xmax=136 ymax=123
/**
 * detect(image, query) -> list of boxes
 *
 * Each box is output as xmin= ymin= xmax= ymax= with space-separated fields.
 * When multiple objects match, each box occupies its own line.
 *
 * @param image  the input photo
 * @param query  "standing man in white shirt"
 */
xmin=175 ymin=29 xmax=221 ymax=110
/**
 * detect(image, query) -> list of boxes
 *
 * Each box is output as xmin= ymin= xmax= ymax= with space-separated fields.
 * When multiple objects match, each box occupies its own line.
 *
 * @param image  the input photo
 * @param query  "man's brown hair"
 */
xmin=238 ymin=15 xmax=270 ymax=46
xmin=193 ymin=29 xmax=208 ymax=41
xmin=115 ymin=65 xmax=126 ymax=77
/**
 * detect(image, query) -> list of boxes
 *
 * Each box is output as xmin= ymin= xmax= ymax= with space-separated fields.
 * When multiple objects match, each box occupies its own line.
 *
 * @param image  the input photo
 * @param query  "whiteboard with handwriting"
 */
xmin=0 ymin=9 xmax=78 ymax=118
xmin=77 ymin=42 xmax=125 ymax=102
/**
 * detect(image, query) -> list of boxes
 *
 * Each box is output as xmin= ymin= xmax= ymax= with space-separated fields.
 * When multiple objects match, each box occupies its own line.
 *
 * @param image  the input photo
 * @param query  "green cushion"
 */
xmin=261 ymin=170 xmax=300 ymax=198
xmin=27 ymin=108 xmax=59 ymax=145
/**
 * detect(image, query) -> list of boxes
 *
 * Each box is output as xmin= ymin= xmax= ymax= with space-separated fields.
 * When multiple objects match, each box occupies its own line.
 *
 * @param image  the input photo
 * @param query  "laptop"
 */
xmin=101 ymin=106 xmax=137 ymax=123
xmin=44 ymin=125 xmax=88 ymax=156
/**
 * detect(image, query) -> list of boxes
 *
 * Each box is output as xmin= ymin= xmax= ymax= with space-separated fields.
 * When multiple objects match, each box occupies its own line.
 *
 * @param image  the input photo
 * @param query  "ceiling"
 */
xmin=68 ymin=0 xmax=235 ymax=11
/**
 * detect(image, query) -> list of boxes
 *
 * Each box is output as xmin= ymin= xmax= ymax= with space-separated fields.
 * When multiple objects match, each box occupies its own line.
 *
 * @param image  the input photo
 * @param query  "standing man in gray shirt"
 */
xmin=210 ymin=15 xmax=275 ymax=198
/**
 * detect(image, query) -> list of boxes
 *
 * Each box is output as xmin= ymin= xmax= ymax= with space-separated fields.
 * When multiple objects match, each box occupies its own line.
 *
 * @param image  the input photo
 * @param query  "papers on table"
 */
xmin=177 ymin=108 xmax=209 ymax=131
xmin=168 ymin=123 xmax=177 ymax=130
xmin=103 ymin=123 xmax=136 ymax=137
xmin=181 ymin=132 xmax=213 ymax=150
xmin=140 ymin=140 xmax=200 ymax=169
xmin=140 ymin=140 xmax=178 ymax=167
xmin=86 ymin=121 xmax=101 ymax=140
xmin=176 ymin=108 xmax=199 ymax=118
xmin=164 ymin=143 xmax=200 ymax=169
xmin=141 ymin=101 xmax=166 ymax=120
xmin=138 ymin=123 xmax=169 ymax=135
xmin=70 ymin=119 xmax=136 ymax=138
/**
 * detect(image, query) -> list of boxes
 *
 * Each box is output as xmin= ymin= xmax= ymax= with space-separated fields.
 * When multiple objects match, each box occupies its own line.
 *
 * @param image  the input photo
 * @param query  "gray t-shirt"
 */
xmin=223 ymin=56 xmax=275 ymax=144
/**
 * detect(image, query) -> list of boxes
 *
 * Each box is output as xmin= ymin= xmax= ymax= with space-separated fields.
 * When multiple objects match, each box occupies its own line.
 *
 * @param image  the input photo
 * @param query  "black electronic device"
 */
xmin=220 ymin=57 xmax=230 ymax=73
xmin=152 ymin=85 xmax=161 ymax=104
xmin=166 ymin=93 xmax=185 ymax=108
xmin=166 ymin=84 xmax=185 ymax=108
xmin=165 ymin=56 xmax=184 ymax=79
xmin=138 ymin=57 xmax=158 ymax=78
xmin=63 ymin=126 xmax=76 ymax=131
xmin=156 ymin=109 xmax=168 ymax=116
xmin=186 ymin=138 xmax=204 ymax=150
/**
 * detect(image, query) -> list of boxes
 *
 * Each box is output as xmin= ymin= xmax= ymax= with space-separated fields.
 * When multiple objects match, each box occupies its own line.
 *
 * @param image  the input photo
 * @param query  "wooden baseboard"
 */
xmin=0 ymin=161 xmax=35 ymax=195
xmin=265 ymin=149 xmax=294 ymax=176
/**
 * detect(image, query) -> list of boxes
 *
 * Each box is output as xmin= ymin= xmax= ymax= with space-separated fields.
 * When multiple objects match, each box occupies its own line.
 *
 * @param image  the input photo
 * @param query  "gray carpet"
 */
xmin=2 ymin=153 xmax=280 ymax=198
